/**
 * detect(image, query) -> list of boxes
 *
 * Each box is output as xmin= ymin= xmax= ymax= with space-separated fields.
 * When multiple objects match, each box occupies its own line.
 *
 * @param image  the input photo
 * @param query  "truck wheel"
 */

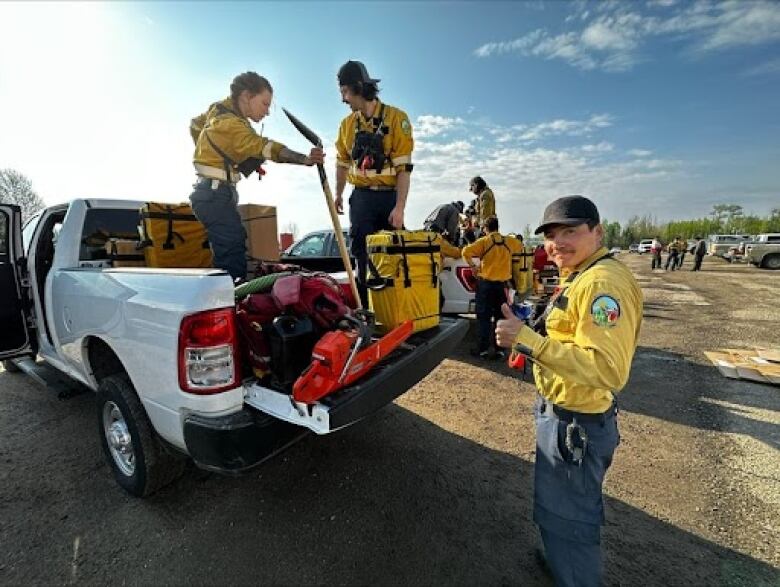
xmin=761 ymin=254 xmax=780 ymax=270
xmin=2 ymin=360 xmax=21 ymax=373
xmin=96 ymin=374 xmax=184 ymax=497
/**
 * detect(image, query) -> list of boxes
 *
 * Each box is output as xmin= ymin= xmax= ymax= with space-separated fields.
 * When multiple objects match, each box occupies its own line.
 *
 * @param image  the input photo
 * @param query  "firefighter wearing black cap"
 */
xmin=495 ymin=195 xmax=643 ymax=587
xmin=423 ymin=200 xmax=465 ymax=245
xmin=334 ymin=60 xmax=414 ymax=306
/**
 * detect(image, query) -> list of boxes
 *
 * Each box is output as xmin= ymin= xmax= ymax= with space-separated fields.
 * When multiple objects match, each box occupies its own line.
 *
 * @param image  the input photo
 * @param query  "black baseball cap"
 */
xmin=337 ymin=61 xmax=380 ymax=86
xmin=534 ymin=195 xmax=600 ymax=235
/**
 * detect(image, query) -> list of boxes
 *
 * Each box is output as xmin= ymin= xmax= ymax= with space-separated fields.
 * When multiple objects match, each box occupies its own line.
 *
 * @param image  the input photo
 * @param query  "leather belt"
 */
xmin=543 ymin=399 xmax=617 ymax=424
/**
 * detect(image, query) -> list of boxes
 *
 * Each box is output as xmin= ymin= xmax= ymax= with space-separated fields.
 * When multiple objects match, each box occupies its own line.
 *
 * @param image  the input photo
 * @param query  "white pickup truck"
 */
xmin=0 ymin=200 xmax=466 ymax=497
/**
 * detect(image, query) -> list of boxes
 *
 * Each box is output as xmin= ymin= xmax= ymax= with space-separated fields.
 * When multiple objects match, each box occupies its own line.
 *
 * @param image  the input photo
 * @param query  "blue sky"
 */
xmin=1 ymin=1 xmax=778 ymax=236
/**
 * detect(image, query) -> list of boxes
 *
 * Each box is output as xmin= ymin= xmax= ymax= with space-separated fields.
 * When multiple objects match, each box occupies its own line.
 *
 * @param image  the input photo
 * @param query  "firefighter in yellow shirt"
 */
xmin=189 ymin=72 xmax=324 ymax=281
xmin=462 ymin=216 xmax=522 ymax=359
xmin=676 ymin=237 xmax=689 ymax=269
xmin=334 ymin=61 xmax=414 ymax=307
xmin=469 ymin=176 xmax=496 ymax=232
xmin=496 ymin=196 xmax=642 ymax=587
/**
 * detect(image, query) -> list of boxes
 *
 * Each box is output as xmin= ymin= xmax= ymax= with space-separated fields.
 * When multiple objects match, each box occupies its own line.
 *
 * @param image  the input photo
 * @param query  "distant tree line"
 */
xmin=602 ymin=204 xmax=780 ymax=249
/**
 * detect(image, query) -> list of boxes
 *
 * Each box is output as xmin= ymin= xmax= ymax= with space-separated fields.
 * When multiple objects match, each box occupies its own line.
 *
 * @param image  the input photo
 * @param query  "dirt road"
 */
xmin=1 ymin=254 xmax=778 ymax=585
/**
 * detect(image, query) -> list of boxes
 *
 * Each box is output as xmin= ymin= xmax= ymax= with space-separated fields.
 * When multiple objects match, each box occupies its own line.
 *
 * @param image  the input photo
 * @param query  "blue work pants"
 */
xmin=189 ymin=178 xmax=246 ymax=280
xmin=533 ymin=394 xmax=619 ymax=587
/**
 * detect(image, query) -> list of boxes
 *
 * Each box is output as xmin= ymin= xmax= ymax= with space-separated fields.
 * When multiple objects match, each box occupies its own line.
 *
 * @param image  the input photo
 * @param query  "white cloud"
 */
xmin=518 ymin=114 xmax=613 ymax=142
xmin=647 ymin=0 xmax=678 ymax=7
xmin=472 ymin=1 xmax=780 ymax=73
xmin=581 ymin=142 xmax=614 ymax=153
xmin=415 ymin=115 xmax=464 ymax=138
xmin=394 ymin=111 xmax=696 ymax=234
xmin=581 ymin=18 xmax=638 ymax=51
xmin=695 ymin=1 xmax=780 ymax=52
xmin=474 ymin=29 xmax=546 ymax=58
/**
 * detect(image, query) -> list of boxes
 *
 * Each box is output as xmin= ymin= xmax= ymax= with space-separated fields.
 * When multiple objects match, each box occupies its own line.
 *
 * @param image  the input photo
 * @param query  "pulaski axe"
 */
xmin=282 ymin=108 xmax=361 ymax=309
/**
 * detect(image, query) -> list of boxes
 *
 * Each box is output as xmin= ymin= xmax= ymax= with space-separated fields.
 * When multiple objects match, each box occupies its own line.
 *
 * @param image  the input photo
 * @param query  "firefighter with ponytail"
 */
xmin=189 ymin=71 xmax=324 ymax=281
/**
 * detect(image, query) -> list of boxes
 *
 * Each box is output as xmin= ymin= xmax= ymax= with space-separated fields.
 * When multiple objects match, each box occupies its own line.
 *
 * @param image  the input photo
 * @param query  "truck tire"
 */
xmin=2 ymin=360 xmax=21 ymax=373
xmin=96 ymin=374 xmax=184 ymax=497
xmin=761 ymin=254 xmax=780 ymax=270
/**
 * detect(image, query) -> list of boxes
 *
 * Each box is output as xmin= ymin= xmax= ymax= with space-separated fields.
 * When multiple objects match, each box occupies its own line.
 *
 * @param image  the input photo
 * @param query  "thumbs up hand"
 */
xmin=496 ymin=303 xmax=524 ymax=349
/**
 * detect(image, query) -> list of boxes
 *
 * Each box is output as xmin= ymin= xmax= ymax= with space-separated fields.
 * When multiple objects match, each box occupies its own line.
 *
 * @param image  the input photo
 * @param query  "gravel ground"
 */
xmin=0 ymin=253 xmax=778 ymax=586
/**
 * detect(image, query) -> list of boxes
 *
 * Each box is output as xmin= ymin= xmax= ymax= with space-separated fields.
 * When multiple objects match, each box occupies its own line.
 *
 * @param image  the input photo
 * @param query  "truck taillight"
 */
xmin=456 ymin=266 xmax=478 ymax=293
xmin=178 ymin=308 xmax=240 ymax=394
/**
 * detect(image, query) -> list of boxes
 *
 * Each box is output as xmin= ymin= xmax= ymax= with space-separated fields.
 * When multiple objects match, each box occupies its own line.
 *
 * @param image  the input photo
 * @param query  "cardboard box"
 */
xmin=703 ymin=348 xmax=779 ymax=386
xmin=105 ymin=238 xmax=146 ymax=267
xmin=238 ymin=204 xmax=279 ymax=261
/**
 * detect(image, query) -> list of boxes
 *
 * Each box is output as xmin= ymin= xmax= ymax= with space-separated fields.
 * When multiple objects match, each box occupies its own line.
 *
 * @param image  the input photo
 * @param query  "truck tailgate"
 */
xmin=243 ymin=317 xmax=468 ymax=434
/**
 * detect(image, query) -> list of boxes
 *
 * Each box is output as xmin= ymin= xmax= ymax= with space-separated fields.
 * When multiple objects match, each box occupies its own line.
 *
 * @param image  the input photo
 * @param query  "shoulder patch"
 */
xmin=400 ymin=118 xmax=411 ymax=136
xmin=591 ymin=295 xmax=620 ymax=327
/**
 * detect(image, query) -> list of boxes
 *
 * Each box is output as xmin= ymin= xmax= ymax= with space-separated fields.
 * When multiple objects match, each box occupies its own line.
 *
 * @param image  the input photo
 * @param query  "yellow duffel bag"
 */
xmin=367 ymin=230 xmax=441 ymax=333
xmin=511 ymin=243 xmax=534 ymax=298
xmin=138 ymin=202 xmax=213 ymax=268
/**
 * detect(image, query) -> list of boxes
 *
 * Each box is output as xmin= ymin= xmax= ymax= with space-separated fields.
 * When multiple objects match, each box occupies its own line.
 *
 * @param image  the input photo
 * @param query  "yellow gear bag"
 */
xmin=367 ymin=230 xmax=441 ymax=333
xmin=511 ymin=245 xmax=534 ymax=297
xmin=138 ymin=203 xmax=213 ymax=268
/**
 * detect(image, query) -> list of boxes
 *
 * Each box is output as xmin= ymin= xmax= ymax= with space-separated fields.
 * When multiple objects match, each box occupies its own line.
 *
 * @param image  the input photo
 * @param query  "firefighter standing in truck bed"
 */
xmin=462 ymin=215 xmax=522 ymax=360
xmin=333 ymin=60 xmax=414 ymax=307
xmin=495 ymin=195 xmax=643 ymax=587
xmin=469 ymin=176 xmax=496 ymax=233
xmin=189 ymin=71 xmax=324 ymax=281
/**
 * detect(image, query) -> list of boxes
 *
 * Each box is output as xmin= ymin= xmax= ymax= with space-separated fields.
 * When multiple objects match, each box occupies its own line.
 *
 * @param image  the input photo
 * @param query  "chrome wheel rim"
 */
xmin=102 ymin=401 xmax=135 ymax=476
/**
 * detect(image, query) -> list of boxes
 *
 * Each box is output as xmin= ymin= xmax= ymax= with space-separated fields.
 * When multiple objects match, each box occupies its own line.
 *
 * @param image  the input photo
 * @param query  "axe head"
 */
xmin=282 ymin=108 xmax=322 ymax=147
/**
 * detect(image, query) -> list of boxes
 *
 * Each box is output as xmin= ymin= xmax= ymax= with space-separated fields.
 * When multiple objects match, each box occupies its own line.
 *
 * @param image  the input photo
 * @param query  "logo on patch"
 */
xmin=401 ymin=118 xmax=411 ymax=135
xmin=591 ymin=295 xmax=620 ymax=327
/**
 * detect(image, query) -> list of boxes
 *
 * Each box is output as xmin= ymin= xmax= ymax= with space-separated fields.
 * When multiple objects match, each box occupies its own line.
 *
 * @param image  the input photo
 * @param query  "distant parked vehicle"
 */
xmin=707 ymin=234 xmax=752 ymax=257
xmin=629 ymin=243 xmax=640 ymax=253
xmin=609 ymin=247 xmax=622 ymax=255
xmin=745 ymin=233 xmax=780 ymax=270
xmin=280 ymin=229 xmax=354 ymax=273
xmin=637 ymin=239 xmax=653 ymax=254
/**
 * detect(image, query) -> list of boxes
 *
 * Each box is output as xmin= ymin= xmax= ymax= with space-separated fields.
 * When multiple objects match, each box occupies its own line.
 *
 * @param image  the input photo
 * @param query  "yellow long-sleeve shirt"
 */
xmin=433 ymin=233 xmax=462 ymax=265
xmin=478 ymin=188 xmax=495 ymax=224
xmin=462 ymin=232 xmax=522 ymax=282
xmin=335 ymin=99 xmax=414 ymax=188
xmin=190 ymin=97 xmax=286 ymax=181
xmin=513 ymin=246 xmax=643 ymax=413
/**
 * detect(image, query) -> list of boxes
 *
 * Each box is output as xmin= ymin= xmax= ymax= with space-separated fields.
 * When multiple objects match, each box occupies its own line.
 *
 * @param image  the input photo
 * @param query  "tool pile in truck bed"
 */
xmin=234 ymin=267 xmax=414 ymax=405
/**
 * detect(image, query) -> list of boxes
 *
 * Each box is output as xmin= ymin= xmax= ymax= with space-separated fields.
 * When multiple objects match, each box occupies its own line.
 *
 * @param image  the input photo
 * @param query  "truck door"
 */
xmin=0 ymin=204 xmax=34 ymax=359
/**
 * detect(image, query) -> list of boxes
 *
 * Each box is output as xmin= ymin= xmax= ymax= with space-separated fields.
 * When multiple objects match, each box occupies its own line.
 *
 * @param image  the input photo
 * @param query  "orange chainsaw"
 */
xmin=292 ymin=316 xmax=414 ymax=404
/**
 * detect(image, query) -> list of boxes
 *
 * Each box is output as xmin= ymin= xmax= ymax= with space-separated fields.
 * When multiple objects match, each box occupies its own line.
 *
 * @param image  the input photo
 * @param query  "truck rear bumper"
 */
xmin=183 ymin=410 xmax=308 ymax=474
xmin=184 ymin=317 xmax=468 ymax=473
